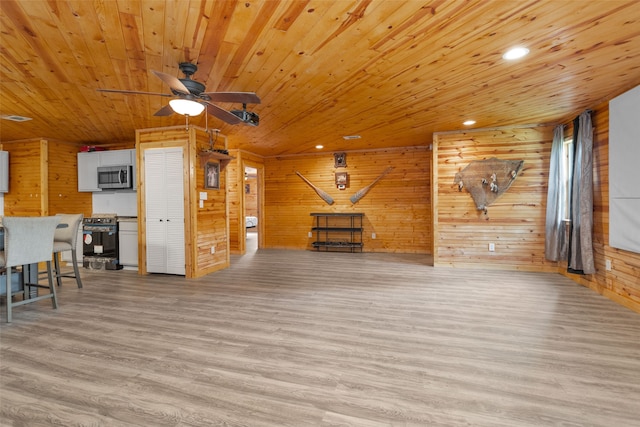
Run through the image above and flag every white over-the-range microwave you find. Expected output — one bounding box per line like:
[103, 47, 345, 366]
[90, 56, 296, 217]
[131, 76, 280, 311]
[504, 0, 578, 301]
[97, 165, 133, 190]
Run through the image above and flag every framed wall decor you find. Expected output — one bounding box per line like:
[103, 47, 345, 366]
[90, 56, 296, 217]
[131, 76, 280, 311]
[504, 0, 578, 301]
[334, 152, 347, 168]
[205, 162, 220, 189]
[335, 171, 348, 190]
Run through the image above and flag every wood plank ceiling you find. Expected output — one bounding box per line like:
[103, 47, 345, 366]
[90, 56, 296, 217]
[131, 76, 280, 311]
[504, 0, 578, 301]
[1, 1, 639, 156]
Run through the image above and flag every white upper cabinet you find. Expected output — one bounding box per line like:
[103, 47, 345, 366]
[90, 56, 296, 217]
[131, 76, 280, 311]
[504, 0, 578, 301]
[100, 149, 134, 166]
[0, 151, 9, 193]
[77, 149, 136, 192]
[77, 152, 101, 192]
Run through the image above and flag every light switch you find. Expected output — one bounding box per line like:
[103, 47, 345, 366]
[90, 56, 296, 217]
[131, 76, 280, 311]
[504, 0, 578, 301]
[199, 192, 208, 200]
[199, 199, 204, 208]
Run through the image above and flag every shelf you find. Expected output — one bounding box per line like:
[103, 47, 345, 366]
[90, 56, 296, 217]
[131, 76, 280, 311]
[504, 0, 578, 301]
[311, 212, 364, 217]
[312, 241, 363, 248]
[198, 150, 235, 170]
[310, 212, 363, 253]
[312, 227, 362, 232]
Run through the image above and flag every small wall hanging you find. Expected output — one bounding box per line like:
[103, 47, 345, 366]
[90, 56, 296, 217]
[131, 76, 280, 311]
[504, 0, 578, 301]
[335, 172, 348, 190]
[205, 162, 220, 189]
[334, 152, 347, 168]
[453, 157, 524, 214]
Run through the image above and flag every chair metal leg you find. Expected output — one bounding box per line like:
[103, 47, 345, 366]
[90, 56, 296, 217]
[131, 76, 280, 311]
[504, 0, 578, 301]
[53, 252, 63, 287]
[47, 260, 58, 309]
[71, 249, 83, 288]
[52, 250, 83, 288]
[22, 269, 30, 300]
[6, 268, 12, 323]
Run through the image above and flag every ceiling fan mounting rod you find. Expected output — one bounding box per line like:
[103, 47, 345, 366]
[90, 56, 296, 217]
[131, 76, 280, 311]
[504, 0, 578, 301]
[179, 62, 198, 78]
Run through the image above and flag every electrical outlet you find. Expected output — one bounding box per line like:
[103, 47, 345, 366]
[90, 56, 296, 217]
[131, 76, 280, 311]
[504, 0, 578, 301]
[308, 231, 312, 238]
[488, 243, 495, 252]
[605, 259, 612, 271]
[210, 246, 215, 254]
[372, 233, 376, 239]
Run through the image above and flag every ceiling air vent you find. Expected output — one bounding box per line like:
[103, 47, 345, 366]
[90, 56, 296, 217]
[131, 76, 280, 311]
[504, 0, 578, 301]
[1, 114, 32, 122]
[343, 135, 361, 140]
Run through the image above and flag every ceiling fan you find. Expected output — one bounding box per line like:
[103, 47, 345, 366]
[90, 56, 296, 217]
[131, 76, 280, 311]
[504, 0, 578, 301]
[97, 62, 261, 125]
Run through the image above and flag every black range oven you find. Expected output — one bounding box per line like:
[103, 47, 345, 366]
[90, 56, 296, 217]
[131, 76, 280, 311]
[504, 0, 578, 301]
[83, 216, 118, 258]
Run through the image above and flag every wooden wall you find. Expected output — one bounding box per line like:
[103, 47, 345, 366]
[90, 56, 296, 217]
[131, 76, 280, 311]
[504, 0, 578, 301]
[136, 126, 230, 279]
[194, 130, 230, 275]
[1, 138, 90, 217]
[226, 149, 243, 254]
[562, 102, 640, 312]
[226, 150, 242, 254]
[263, 147, 431, 253]
[432, 113, 639, 313]
[434, 126, 558, 272]
[47, 140, 92, 216]
[1, 139, 46, 216]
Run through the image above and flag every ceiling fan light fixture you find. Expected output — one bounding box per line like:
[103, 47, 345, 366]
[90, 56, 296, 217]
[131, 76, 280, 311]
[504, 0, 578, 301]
[169, 99, 205, 116]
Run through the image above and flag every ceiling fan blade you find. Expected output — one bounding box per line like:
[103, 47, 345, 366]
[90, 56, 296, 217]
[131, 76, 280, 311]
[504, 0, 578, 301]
[154, 104, 175, 117]
[205, 103, 243, 124]
[97, 88, 172, 97]
[202, 92, 261, 104]
[152, 70, 190, 95]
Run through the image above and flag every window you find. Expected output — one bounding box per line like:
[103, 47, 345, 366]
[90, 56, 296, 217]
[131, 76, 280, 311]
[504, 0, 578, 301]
[561, 137, 574, 220]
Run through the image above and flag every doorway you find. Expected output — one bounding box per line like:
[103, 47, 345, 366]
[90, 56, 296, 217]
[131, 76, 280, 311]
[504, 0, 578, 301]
[244, 165, 259, 253]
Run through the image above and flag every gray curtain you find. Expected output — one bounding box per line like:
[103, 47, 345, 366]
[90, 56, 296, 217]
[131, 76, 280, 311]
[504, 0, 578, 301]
[568, 111, 595, 274]
[545, 125, 568, 261]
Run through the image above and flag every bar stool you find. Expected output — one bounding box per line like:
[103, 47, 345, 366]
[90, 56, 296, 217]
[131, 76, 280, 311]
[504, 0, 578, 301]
[0, 216, 60, 323]
[52, 213, 84, 288]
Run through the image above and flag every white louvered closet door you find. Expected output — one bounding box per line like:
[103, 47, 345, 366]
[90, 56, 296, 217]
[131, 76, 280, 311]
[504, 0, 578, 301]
[144, 147, 185, 275]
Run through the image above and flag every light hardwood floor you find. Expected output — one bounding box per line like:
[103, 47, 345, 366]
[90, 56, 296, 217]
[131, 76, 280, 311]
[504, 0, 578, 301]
[1, 249, 640, 426]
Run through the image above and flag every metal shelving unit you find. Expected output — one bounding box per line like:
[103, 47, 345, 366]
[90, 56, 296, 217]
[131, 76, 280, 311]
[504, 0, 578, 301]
[310, 213, 363, 252]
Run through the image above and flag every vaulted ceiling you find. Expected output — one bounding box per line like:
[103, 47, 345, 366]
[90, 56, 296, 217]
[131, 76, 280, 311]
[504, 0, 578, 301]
[1, 1, 639, 156]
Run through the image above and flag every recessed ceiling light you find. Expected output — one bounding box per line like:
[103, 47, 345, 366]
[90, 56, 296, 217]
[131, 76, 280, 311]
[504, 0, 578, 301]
[502, 47, 529, 60]
[1, 114, 32, 122]
[463, 120, 476, 126]
[315, 145, 324, 149]
[343, 135, 361, 140]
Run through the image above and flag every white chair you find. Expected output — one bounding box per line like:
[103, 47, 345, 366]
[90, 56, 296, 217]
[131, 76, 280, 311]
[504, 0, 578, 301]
[52, 213, 84, 288]
[0, 216, 60, 323]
